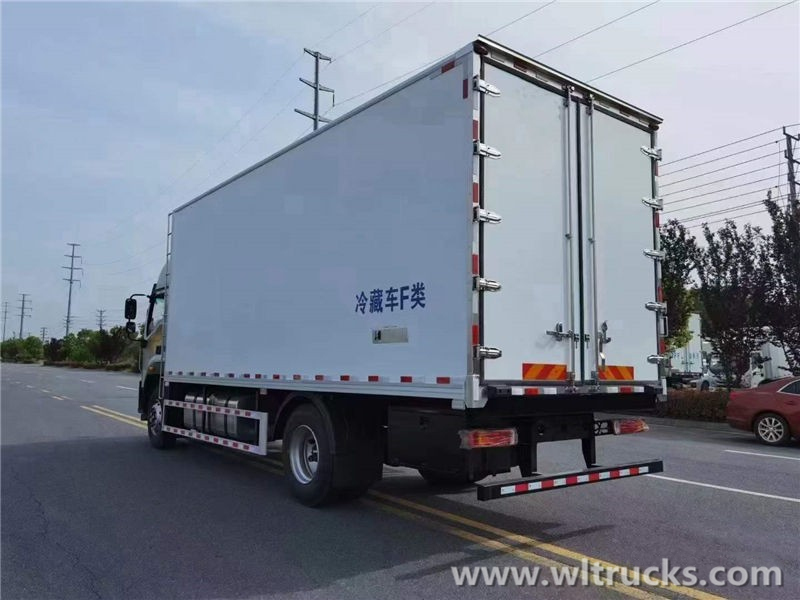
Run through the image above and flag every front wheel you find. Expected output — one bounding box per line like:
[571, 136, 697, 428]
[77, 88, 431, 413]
[282, 404, 336, 506]
[147, 388, 176, 450]
[754, 413, 790, 446]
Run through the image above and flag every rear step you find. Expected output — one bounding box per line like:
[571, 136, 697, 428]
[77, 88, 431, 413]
[476, 460, 663, 501]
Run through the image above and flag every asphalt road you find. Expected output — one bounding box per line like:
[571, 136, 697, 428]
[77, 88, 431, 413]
[2, 363, 798, 600]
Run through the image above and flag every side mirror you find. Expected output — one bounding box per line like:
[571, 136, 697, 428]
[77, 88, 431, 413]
[124, 297, 137, 320]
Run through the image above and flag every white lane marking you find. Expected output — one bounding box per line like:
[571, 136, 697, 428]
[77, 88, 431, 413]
[80, 379, 95, 384]
[61, 395, 73, 400]
[648, 474, 800, 504]
[116, 385, 138, 391]
[51, 396, 64, 401]
[26, 385, 34, 389]
[41, 389, 51, 393]
[725, 449, 800, 462]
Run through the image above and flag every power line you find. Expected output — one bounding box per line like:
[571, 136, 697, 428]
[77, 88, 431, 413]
[678, 199, 773, 223]
[686, 208, 769, 229]
[588, 1, 799, 82]
[662, 165, 781, 197]
[333, 2, 435, 63]
[663, 186, 786, 213]
[488, 0, 557, 36]
[662, 130, 790, 167]
[660, 151, 780, 186]
[663, 176, 779, 205]
[534, 1, 661, 58]
[660, 140, 783, 176]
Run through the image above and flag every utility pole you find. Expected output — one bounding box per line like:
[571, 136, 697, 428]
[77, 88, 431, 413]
[2, 301, 8, 341]
[63, 243, 82, 336]
[294, 48, 334, 131]
[96, 309, 106, 331]
[783, 126, 799, 213]
[40, 327, 48, 344]
[17, 293, 31, 339]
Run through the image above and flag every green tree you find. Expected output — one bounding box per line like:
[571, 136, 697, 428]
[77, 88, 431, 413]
[88, 326, 129, 363]
[696, 221, 768, 387]
[660, 220, 700, 351]
[19, 336, 43, 362]
[1, 338, 22, 361]
[762, 191, 800, 374]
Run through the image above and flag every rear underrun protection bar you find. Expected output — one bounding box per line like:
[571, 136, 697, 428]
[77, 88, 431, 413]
[476, 459, 663, 501]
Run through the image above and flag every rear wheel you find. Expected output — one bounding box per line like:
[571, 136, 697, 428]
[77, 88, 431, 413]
[754, 413, 790, 446]
[147, 387, 176, 449]
[283, 404, 337, 506]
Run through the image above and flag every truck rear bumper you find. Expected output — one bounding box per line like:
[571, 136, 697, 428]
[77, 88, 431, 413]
[476, 459, 663, 501]
[483, 383, 659, 416]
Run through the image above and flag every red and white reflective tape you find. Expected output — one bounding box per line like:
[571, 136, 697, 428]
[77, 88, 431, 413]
[164, 399, 267, 422]
[603, 386, 645, 393]
[167, 372, 459, 385]
[511, 387, 558, 396]
[500, 465, 650, 496]
[161, 425, 265, 456]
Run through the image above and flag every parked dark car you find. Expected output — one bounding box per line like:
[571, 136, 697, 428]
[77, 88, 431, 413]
[726, 377, 800, 445]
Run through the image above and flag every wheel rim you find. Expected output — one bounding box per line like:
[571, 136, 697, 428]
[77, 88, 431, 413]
[149, 400, 163, 436]
[757, 416, 784, 442]
[289, 425, 319, 485]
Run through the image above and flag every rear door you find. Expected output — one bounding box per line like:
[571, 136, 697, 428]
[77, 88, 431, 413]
[480, 59, 660, 386]
[580, 108, 660, 384]
[481, 64, 578, 383]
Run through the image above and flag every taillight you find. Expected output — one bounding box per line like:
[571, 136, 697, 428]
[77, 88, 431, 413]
[613, 419, 649, 435]
[459, 428, 518, 449]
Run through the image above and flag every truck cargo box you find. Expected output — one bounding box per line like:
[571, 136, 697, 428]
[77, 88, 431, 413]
[163, 37, 665, 409]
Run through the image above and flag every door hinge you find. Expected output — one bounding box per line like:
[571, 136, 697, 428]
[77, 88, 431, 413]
[640, 146, 663, 160]
[476, 346, 502, 359]
[474, 277, 502, 292]
[475, 207, 502, 223]
[474, 141, 502, 159]
[645, 301, 667, 313]
[641, 197, 663, 210]
[473, 76, 501, 97]
[647, 354, 667, 365]
[643, 249, 665, 260]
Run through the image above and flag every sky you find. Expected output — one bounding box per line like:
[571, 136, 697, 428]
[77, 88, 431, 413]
[2, 0, 799, 340]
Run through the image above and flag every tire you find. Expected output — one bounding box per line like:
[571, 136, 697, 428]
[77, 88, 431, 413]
[753, 413, 791, 446]
[700, 381, 710, 391]
[282, 404, 337, 506]
[146, 387, 176, 450]
[418, 468, 488, 487]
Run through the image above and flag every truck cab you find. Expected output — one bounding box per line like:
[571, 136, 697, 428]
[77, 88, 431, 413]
[133, 265, 166, 417]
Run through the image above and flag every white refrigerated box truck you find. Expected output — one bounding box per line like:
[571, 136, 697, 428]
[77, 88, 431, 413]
[125, 37, 665, 506]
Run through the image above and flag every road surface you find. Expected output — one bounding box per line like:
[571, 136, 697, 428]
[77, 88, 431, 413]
[2, 363, 798, 599]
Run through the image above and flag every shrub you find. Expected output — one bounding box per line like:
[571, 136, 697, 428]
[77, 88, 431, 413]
[656, 389, 729, 422]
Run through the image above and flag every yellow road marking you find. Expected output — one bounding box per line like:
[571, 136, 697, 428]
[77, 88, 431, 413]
[81, 405, 147, 429]
[80, 424, 719, 599]
[364, 499, 665, 600]
[91, 405, 142, 422]
[368, 491, 724, 600]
